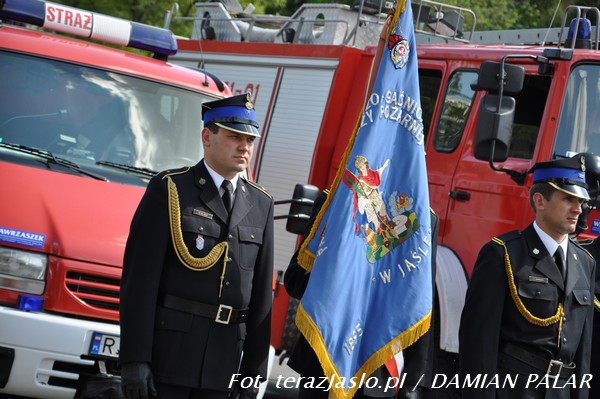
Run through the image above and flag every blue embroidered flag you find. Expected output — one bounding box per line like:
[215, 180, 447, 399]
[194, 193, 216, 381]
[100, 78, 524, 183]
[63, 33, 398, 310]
[296, 1, 432, 397]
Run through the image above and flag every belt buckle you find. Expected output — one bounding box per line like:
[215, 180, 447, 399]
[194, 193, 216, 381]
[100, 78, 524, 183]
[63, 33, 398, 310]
[546, 359, 563, 379]
[216, 304, 233, 324]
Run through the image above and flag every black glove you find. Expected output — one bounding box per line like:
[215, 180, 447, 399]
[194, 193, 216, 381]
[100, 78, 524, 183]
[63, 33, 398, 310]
[120, 362, 157, 399]
[230, 384, 259, 399]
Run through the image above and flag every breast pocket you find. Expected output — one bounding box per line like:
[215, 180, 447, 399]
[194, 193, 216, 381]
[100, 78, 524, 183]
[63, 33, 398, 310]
[181, 214, 222, 257]
[572, 289, 592, 307]
[517, 282, 559, 318]
[237, 225, 264, 270]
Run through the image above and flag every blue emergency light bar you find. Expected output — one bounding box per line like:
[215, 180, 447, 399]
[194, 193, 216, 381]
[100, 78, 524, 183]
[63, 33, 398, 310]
[0, 0, 178, 59]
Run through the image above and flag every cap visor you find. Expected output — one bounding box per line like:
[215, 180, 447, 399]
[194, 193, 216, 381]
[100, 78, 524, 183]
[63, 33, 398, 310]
[549, 182, 590, 200]
[215, 122, 260, 137]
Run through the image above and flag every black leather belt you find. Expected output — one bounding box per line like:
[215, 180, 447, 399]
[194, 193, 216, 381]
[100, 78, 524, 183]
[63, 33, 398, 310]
[501, 342, 576, 379]
[160, 294, 248, 325]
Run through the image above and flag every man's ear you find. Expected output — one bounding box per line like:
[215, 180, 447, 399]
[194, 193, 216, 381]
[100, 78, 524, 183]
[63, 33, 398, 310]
[532, 191, 546, 211]
[201, 127, 212, 146]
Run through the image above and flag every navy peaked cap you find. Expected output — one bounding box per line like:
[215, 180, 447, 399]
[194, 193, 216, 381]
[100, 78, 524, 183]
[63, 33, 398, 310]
[529, 155, 590, 200]
[202, 93, 260, 137]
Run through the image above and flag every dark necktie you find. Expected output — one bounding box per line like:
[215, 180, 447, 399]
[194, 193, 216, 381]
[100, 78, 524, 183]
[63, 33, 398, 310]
[554, 246, 565, 280]
[221, 179, 233, 214]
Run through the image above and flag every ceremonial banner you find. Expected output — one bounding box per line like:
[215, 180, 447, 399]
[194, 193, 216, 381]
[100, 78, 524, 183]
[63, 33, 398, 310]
[296, 1, 432, 397]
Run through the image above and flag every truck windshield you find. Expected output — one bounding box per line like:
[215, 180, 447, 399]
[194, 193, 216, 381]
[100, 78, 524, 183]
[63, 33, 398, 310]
[555, 63, 600, 158]
[0, 51, 210, 176]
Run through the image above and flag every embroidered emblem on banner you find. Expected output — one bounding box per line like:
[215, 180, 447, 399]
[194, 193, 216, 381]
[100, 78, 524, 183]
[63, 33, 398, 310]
[342, 155, 419, 263]
[388, 34, 409, 69]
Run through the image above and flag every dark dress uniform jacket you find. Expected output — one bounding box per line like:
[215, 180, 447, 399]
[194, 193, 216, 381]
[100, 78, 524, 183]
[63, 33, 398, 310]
[575, 238, 600, 398]
[459, 224, 595, 399]
[119, 161, 274, 391]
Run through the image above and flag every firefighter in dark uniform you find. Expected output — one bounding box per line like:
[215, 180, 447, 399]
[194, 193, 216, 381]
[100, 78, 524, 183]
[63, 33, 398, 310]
[576, 237, 600, 398]
[119, 93, 274, 399]
[459, 156, 596, 399]
[572, 153, 600, 398]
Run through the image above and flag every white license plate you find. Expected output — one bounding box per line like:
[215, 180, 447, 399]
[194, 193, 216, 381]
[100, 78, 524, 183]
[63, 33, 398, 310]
[88, 331, 120, 359]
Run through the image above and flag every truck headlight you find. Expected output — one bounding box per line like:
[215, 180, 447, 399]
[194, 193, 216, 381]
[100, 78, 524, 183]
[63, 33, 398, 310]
[0, 247, 48, 295]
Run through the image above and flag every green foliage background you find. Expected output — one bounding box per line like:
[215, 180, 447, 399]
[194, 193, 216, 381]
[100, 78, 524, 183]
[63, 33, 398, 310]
[57, 0, 600, 36]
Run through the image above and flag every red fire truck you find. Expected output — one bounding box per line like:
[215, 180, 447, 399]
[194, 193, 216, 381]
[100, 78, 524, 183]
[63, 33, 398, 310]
[0, 1, 280, 398]
[167, 0, 600, 383]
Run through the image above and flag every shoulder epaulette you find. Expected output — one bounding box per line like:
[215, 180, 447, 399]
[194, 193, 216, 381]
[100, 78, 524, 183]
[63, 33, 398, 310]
[323, 188, 330, 196]
[570, 238, 594, 259]
[242, 177, 273, 199]
[160, 166, 191, 180]
[575, 238, 594, 246]
[493, 230, 522, 245]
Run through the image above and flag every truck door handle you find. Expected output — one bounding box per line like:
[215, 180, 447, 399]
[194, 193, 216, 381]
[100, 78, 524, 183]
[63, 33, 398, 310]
[449, 190, 471, 201]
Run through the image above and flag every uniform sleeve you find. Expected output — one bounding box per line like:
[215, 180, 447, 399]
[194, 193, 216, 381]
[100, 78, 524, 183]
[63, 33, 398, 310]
[239, 197, 274, 380]
[459, 241, 507, 399]
[572, 256, 595, 399]
[119, 175, 170, 365]
[283, 191, 328, 299]
[402, 210, 439, 389]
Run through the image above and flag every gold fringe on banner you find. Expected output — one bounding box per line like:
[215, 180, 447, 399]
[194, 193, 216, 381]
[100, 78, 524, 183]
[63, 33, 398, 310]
[296, 303, 431, 399]
[296, 0, 406, 271]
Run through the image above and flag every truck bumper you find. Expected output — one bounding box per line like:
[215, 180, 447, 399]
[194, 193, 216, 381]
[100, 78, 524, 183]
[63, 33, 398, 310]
[0, 305, 119, 399]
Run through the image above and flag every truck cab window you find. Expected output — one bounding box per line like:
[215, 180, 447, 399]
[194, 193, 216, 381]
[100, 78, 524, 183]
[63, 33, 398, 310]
[418, 68, 443, 144]
[433, 70, 478, 153]
[0, 51, 208, 177]
[508, 75, 550, 160]
[556, 63, 600, 158]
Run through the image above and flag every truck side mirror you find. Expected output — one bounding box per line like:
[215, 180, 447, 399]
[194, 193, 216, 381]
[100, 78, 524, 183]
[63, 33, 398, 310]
[274, 184, 320, 235]
[473, 60, 523, 164]
[474, 94, 516, 162]
[476, 61, 525, 94]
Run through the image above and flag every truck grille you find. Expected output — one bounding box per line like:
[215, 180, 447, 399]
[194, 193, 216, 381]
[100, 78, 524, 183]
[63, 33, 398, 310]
[66, 272, 120, 311]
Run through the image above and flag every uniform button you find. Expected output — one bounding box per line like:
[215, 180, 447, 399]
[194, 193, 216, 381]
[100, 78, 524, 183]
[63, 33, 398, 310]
[250, 234, 255, 239]
[225, 281, 230, 287]
[227, 257, 232, 262]
[228, 234, 233, 239]
[199, 227, 204, 232]
[562, 337, 567, 343]
[535, 290, 541, 297]
[584, 296, 588, 301]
